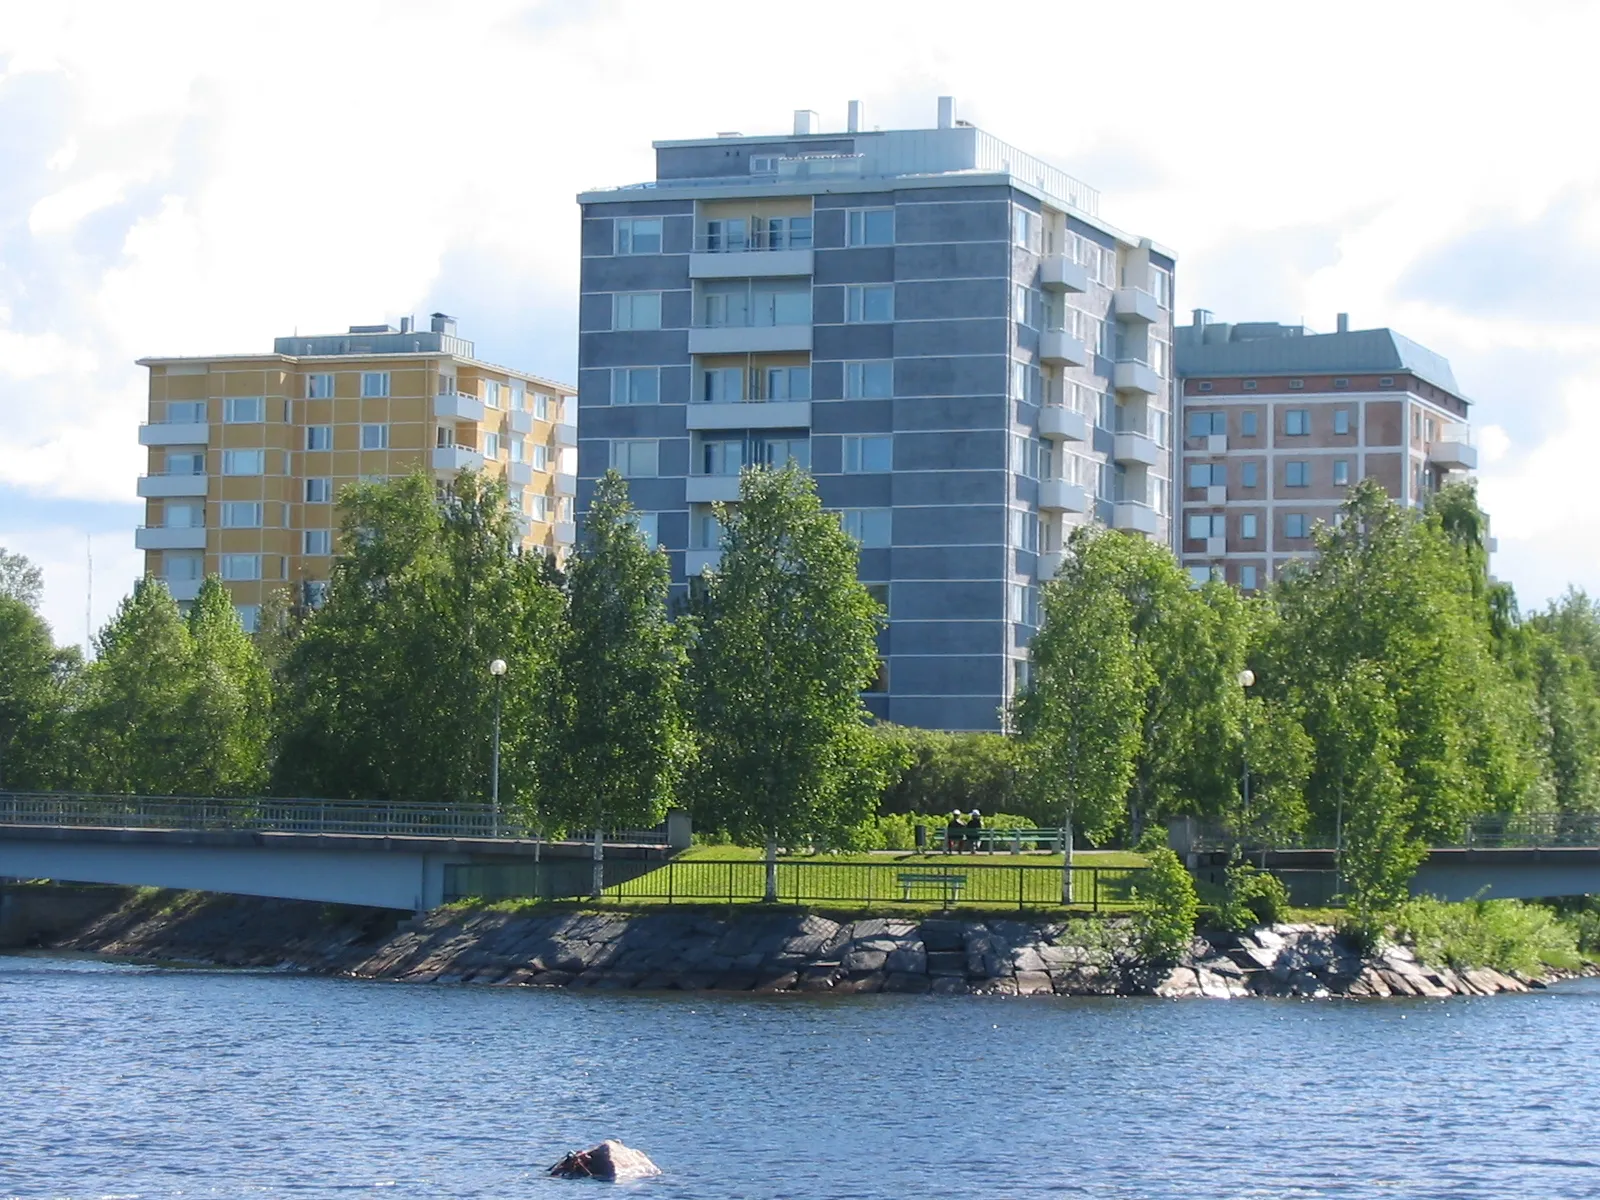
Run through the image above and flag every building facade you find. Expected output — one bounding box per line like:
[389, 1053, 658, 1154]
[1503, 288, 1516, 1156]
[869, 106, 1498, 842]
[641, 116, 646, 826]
[1174, 312, 1476, 589]
[576, 98, 1177, 732]
[136, 314, 577, 630]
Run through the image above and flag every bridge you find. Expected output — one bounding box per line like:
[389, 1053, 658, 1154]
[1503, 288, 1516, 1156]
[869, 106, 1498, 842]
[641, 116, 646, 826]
[0, 793, 687, 911]
[1174, 814, 1600, 904]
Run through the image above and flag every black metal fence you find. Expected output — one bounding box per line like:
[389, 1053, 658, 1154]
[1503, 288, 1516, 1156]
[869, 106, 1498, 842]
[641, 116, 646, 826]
[444, 857, 1149, 911]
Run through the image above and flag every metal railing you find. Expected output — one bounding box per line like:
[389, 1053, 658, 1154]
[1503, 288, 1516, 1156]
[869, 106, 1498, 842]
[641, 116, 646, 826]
[1189, 812, 1600, 853]
[0, 792, 667, 844]
[693, 231, 813, 253]
[444, 858, 1148, 911]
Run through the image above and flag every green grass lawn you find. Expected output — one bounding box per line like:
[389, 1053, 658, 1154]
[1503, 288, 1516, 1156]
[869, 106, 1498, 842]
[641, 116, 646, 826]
[679, 844, 1148, 868]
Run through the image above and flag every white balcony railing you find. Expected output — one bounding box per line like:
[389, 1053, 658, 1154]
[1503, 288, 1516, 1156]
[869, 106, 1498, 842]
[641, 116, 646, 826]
[1113, 287, 1160, 324]
[435, 391, 485, 422]
[135, 526, 207, 551]
[137, 473, 208, 498]
[138, 421, 210, 446]
[1428, 423, 1477, 470]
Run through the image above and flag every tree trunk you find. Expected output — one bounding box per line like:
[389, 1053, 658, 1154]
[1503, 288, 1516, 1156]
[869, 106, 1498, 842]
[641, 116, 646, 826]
[764, 832, 778, 903]
[1059, 813, 1075, 906]
[590, 826, 604, 900]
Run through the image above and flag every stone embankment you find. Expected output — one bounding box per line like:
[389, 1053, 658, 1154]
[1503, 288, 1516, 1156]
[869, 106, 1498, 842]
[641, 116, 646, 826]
[14, 886, 1585, 998]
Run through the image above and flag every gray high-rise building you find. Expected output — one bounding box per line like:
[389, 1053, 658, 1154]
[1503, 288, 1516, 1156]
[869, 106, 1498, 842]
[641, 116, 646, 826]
[575, 98, 1177, 731]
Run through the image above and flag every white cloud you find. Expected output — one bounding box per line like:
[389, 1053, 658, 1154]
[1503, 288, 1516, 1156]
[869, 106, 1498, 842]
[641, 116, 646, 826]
[28, 170, 130, 235]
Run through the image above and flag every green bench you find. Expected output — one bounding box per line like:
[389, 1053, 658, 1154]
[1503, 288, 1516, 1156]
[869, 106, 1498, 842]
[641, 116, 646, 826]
[937, 828, 1064, 853]
[897, 871, 968, 904]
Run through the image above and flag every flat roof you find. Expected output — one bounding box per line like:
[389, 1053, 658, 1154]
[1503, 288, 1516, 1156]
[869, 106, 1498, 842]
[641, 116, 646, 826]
[1175, 327, 1464, 403]
[135, 351, 575, 394]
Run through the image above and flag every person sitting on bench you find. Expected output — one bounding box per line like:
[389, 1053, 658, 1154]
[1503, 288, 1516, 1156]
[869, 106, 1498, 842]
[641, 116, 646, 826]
[945, 809, 966, 853]
[965, 808, 984, 853]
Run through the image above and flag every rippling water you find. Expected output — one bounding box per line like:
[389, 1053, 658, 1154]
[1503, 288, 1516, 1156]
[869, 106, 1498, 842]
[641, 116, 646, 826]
[3, 954, 1599, 1199]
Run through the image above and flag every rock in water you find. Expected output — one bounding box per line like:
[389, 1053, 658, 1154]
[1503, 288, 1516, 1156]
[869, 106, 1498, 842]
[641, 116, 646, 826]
[548, 1139, 662, 1182]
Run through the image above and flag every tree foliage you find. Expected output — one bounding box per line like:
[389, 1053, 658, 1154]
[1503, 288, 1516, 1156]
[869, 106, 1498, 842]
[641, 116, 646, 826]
[0, 547, 44, 611]
[0, 595, 76, 788]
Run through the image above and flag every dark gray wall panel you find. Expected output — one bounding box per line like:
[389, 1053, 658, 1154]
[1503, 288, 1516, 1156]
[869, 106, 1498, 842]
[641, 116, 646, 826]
[579, 405, 687, 439]
[893, 395, 1008, 431]
[813, 324, 894, 361]
[894, 319, 1008, 357]
[895, 241, 1011, 281]
[891, 469, 1006, 507]
[582, 257, 691, 292]
[890, 545, 1007, 581]
[811, 286, 844, 325]
[896, 279, 1007, 321]
[893, 430, 1003, 472]
[578, 331, 689, 367]
[891, 654, 1002, 696]
[893, 355, 1006, 398]
[888, 695, 1003, 733]
[815, 190, 895, 208]
[815, 474, 892, 508]
[582, 198, 694, 218]
[894, 505, 1005, 547]
[810, 398, 893, 434]
[895, 200, 1008, 244]
[890, 619, 1006, 656]
[894, 580, 1004, 620]
[579, 293, 613, 333]
[815, 247, 895, 284]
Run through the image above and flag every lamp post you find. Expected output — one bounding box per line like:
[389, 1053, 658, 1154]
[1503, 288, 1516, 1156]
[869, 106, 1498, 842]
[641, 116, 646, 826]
[1238, 668, 1255, 856]
[489, 657, 507, 837]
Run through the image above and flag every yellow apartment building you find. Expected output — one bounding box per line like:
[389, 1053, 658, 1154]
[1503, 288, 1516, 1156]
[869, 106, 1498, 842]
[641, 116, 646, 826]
[136, 313, 577, 630]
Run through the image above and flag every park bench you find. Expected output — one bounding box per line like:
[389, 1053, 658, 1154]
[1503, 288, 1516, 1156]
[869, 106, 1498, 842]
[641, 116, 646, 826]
[897, 871, 968, 905]
[937, 828, 1064, 853]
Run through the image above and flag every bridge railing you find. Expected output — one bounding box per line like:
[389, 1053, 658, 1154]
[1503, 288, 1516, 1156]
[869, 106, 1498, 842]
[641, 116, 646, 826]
[0, 792, 668, 844]
[1188, 811, 1600, 853]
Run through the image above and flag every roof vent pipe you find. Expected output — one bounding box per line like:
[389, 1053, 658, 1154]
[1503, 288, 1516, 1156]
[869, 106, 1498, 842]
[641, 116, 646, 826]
[937, 95, 956, 129]
[793, 109, 818, 135]
[1336, 312, 1350, 333]
[1193, 308, 1212, 329]
[847, 100, 862, 133]
[399, 316, 412, 334]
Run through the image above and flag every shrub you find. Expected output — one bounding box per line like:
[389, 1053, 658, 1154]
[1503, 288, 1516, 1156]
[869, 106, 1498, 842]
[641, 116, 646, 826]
[1566, 899, 1600, 956]
[1133, 846, 1198, 963]
[873, 725, 1027, 818]
[1393, 896, 1581, 976]
[1218, 863, 1290, 931]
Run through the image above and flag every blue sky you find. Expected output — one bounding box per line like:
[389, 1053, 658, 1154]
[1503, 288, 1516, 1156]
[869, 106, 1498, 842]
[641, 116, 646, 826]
[4, 0, 1599, 647]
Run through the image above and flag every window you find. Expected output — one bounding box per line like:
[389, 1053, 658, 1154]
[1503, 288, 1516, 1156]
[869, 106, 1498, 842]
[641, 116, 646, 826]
[1240, 565, 1259, 590]
[1198, 381, 1214, 392]
[1288, 379, 1305, 390]
[758, 215, 811, 250]
[511, 383, 526, 411]
[530, 494, 549, 522]
[1187, 410, 1226, 438]
[1240, 411, 1259, 437]
[1241, 462, 1259, 489]
[1188, 566, 1213, 586]
[845, 360, 893, 398]
[839, 508, 892, 548]
[1285, 513, 1309, 538]
[842, 434, 893, 473]
[1013, 284, 1039, 329]
[753, 435, 809, 469]
[1187, 463, 1225, 488]
[846, 207, 894, 246]
[224, 397, 263, 423]
[164, 553, 202, 582]
[234, 605, 260, 633]
[484, 381, 502, 409]
[166, 451, 204, 476]
[221, 554, 261, 581]
[361, 424, 389, 450]
[361, 372, 390, 398]
[165, 501, 203, 529]
[616, 217, 663, 255]
[306, 373, 334, 399]
[845, 284, 893, 323]
[1013, 206, 1038, 251]
[1009, 583, 1040, 627]
[693, 510, 725, 548]
[1187, 514, 1224, 540]
[1334, 378, 1349, 389]
[532, 443, 549, 471]
[610, 439, 660, 477]
[1009, 509, 1041, 554]
[222, 449, 264, 476]
[1334, 408, 1351, 435]
[703, 218, 747, 252]
[306, 478, 332, 503]
[1285, 409, 1310, 436]
[1240, 514, 1259, 540]
[1379, 376, 1395, 388]
[701, 279, 809, 326]
[1243, 380, 1258, 390]
[1333, 459, 1351, 486]
[749, 156, 777, 175]
[303, 529, 332, 556]
[534, 393, 552, 420]
[165, 401, 205, 423]
[757, 365, 810, 400]
[702, 367, 744, 403]
[303, 582, 329, 609]
[614, 291, 663, 330]
[509, 436, 525, 464]
[221, 502, 262, 528]
[612, 367, 660, 405]
[1285, 461, 1310, 487]
[483, 432, 500, 459]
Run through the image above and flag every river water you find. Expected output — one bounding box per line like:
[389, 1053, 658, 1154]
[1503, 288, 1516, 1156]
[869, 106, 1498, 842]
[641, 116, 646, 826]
[2, 955, 1598, 1199]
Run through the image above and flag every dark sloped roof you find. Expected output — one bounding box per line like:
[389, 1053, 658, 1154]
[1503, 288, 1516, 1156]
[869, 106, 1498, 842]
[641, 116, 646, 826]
[1176, 328, 1462, 399]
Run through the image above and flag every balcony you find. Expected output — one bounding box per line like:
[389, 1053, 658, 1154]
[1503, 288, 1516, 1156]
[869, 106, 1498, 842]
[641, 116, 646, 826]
[1039, 329, 1088, 367]
[1113, 430, 1162, 466]
[137, 473, 208, 498]
[1113, 287, 1160, 324]
[685, 548, 724, 575]
[1113, 359, 1162, 397]
[138, 421, 209, 446]
[435, 391, 485, 422]
[1206, 434, 1228, 453]
[687, 400, 811, 431]
[507, 462, 533, 486]
[554, 422, 578, 448]
[554, 520, 576, 544]
[686, 475, 742, 503]
[1205, 484, 1227, 504]
[514, 512, 532, 540]
[1039, 404, 1088, 442]
[1205, 536, 1227, 557]
[1039, 255, 1089, 293]
[1036, 550, 1064, 581]
[509, 409, 534, 435]
[1037, 480, 1089, 513]
[1112, 502, 1159, 535]
[1429, 425, 1477, 470]
[690, 248, 813, 279]
[688, 324, 813, 355]
[163, 577, 203, 602]
[432, 445, 485, 472]
[135, 526, 207, 551]
[555, 472, 577, 496]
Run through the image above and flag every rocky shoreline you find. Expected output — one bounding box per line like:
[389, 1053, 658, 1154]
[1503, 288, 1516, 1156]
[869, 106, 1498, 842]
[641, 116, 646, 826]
[7, 885, 1592, 998]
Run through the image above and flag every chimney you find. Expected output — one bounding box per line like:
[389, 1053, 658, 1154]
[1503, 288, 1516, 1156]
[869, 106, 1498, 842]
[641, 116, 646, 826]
[937, 95, 956, 129]
[430, 312, 456, 336]
[399, 315, 412, 334]
[1193, 308, 1212, 329]
[1336, 312, 1349, 334]
[793, 109, 818, 136]
[847, 100, 863, 133]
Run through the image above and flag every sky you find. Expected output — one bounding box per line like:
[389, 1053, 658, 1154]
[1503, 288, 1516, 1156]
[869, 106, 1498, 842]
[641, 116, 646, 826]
[3, 0, 1599, 649]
